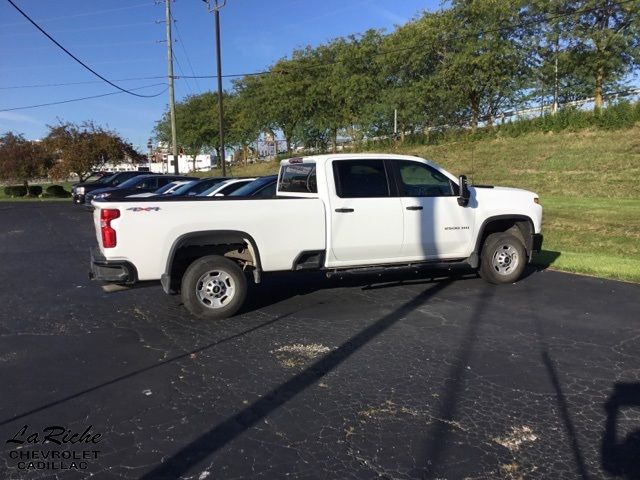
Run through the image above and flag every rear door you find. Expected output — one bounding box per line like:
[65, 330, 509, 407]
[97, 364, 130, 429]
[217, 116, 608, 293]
[328, 159, 403, 262]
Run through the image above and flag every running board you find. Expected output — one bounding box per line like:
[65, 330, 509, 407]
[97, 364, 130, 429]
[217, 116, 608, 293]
[325, 259, 472, 278]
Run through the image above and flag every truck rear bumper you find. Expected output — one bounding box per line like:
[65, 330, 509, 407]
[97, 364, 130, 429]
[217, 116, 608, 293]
[89, 248, 137, 284]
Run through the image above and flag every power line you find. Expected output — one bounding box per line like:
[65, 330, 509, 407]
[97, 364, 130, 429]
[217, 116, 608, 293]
[173, 51, 194, 95]
[4, 0, 163, 98]
[173, 20, 202, 92]
[0, 72, 269, 90]
[0, 83, 168, 112]
[0, 2, 156, 28]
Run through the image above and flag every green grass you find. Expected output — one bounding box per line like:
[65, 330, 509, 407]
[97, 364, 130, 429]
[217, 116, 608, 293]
[532, 196, 640, 282]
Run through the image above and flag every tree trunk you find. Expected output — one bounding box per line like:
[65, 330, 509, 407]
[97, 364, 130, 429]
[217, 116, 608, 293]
[331, 128, 338, 153]
[400, 122, 406, 143]
[285, 137, 291, 153]
[215, 147, 221, 169]
[594, 66, 604, 110]
[470, 93, 480, 133]
[23, 179, 29, 196]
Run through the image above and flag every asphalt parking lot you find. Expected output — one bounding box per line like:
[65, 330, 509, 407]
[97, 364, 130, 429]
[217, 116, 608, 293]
[0, 202, 639, 480]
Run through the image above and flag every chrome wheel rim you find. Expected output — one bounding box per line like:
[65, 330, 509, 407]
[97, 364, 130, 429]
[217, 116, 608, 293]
[195, 270, 236, 309]
[492, 244, 519, 276]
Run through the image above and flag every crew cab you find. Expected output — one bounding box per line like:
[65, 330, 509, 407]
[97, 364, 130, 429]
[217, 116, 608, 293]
[89, 154, 543, 320]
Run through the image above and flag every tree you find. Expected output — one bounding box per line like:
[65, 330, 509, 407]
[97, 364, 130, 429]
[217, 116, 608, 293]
[226, 89, 262, 164]
[0, 132, 52, 192]
[436, 0, 532, 130]
[567, 0, 640, 109]
[155, 92, 239, 169]
[44, 121, 142, 181]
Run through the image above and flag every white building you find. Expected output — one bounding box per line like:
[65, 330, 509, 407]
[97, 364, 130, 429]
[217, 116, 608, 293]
[149, 154, 214, 174]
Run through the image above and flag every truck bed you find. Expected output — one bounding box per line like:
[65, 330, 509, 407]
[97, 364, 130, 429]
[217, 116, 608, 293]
[92, 196, 326, 280]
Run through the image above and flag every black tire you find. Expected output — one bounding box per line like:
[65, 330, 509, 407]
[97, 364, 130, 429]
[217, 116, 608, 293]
[479, 232, 527, 284]
[181, 255, 247, 320]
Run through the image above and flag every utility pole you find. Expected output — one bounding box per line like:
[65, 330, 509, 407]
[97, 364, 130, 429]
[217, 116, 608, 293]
[165, 0, 179, 174]
[204, 0, 227, 177]
[552, 45, 559, 115]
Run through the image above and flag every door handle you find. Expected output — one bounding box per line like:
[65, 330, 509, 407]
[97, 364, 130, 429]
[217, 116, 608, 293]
[335, 208, 354, 213]
[406, 206, 423, 211]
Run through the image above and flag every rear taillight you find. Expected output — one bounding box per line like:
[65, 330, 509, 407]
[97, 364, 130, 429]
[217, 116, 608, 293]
[100, 209, 120, 248]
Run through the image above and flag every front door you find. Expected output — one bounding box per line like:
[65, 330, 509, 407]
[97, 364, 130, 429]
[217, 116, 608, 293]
[329, 159, 403, 263]
[392, 160, 475, 259]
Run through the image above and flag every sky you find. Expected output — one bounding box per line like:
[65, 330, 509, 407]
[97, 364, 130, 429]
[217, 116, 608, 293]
[0, 0, 440, 150]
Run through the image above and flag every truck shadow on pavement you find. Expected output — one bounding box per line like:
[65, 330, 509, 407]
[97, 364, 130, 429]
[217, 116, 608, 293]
[138, 279, 454, 479]
[242, 267, 478, 314]
[601, 383, 640, 480]
[0, 272, 464, 431]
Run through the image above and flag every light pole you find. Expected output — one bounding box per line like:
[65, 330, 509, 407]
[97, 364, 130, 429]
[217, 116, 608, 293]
[147, 139, 153, 170]
[203, 0, 227, 177]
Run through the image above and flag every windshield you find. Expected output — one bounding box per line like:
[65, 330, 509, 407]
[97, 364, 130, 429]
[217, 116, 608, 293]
[99, 174, 119, 185]
[170, 180, 198, 196]
[172, 178, 225, 196]
[85, 173, 108, 183]
[118, 175, 148, 188]
[230, 176, 276, 197]
[154, 182, 179, 194]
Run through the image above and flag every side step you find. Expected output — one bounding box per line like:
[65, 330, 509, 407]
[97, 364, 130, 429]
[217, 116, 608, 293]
[325, 259, 474, 278]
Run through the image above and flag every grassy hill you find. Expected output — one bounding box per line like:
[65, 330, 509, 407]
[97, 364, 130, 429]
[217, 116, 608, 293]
[225, 126, 640, 282]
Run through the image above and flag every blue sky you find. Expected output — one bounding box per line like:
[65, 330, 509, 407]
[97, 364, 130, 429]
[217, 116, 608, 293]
[0, 0, 440, 149]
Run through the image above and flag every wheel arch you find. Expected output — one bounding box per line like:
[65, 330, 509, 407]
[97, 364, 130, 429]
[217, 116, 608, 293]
[474, 215, 535, 258]
[161, 230, 262, 293]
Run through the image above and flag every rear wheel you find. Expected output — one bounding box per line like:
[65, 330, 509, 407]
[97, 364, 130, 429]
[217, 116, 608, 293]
[479, 232, 526, 284]
[181, 255, 247, 320]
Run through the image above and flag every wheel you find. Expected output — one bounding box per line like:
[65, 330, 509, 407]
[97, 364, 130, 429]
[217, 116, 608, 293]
[181, 255, 247, 320]
[479, 232, 526, 284]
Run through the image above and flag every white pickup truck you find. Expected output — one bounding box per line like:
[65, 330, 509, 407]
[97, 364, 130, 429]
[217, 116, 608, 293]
[90, 153, 543, 319]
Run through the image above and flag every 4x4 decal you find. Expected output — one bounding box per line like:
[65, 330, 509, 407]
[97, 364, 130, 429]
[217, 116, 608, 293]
[126, 207, 160, 212]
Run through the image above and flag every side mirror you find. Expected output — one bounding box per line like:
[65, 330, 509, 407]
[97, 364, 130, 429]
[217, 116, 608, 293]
[457, 175, 470, 207]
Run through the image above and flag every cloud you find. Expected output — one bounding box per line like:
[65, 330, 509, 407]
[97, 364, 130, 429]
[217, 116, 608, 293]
[371, 5, 408, 26]
[0, 111, 42, 126]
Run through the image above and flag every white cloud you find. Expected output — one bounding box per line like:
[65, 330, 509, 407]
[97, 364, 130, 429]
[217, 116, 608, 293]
[371, 5, 408, 26]
[0, 111, 43, 126]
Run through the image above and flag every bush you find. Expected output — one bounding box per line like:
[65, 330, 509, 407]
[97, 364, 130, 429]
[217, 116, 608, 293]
[596, 101, 636, 130]
[3, 185, 28, 197]
[27, 185, 42, 196]
[43, 185, 71, 198]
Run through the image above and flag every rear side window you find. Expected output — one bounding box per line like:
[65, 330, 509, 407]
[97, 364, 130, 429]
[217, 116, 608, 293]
[279, 164, 317, 193]
[333, 160, 390, 198]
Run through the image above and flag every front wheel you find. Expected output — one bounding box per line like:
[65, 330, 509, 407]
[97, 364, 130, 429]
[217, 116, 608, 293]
[181, 255, 247, 320]
[479, 232, 526, 284]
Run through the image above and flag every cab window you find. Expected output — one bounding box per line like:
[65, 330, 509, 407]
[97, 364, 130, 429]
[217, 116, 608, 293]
[394, 161, 454, 197]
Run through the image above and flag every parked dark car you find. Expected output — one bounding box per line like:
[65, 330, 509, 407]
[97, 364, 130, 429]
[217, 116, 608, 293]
[84, 174, 192, 206]
[169, 177, 230, 197]
[228, 175, 278, 198]
[72, 171, 150, 204]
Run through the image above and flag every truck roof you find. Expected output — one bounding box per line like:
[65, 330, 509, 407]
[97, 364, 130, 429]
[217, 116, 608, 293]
[280, 153, 438, 167]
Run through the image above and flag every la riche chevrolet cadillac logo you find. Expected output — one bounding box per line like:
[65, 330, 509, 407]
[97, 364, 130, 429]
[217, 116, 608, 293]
[126, 207, 160, 212]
